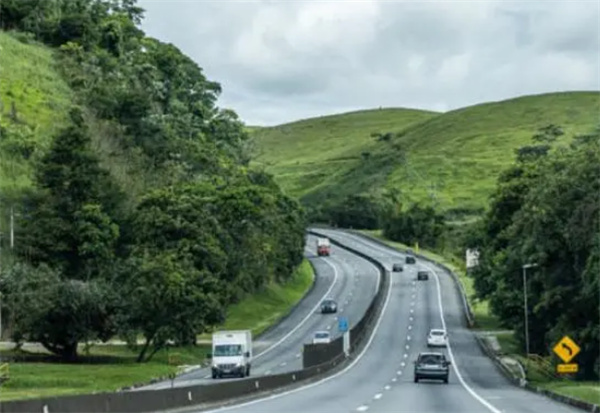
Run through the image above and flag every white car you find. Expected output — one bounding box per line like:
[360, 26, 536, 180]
[427, 329, 448, 347]
[312, 331, 331, 344]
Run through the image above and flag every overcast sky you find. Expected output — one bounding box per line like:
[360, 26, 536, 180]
[139, 0, 599, 126]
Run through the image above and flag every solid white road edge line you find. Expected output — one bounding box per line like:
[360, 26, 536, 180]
[428, 262, 502, 413]
[340, 231, 503, 413]
[201, 257, 390, 413]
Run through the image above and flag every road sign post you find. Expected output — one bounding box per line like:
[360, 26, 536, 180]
[339, 317, 350, 357]
[343, 332, 350, 357]
[553, 335, 581, 375]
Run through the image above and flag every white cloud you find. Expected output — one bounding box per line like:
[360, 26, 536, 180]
[139, 0, 600, 125]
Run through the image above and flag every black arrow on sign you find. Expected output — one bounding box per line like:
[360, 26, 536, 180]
[561, 342, 573, 356]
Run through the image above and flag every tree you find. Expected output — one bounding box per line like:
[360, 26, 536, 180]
[382, 203, 445, 249]
[469, 125, 600, 379]
[9, 110, 123, 359]
[117, 252, 223, 362]
[0, 263, 118, 360]
[17, 108, 123, 279]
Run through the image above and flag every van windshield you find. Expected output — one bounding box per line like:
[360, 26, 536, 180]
[214, 344, 242, 356]
[315, 332, 329, 339]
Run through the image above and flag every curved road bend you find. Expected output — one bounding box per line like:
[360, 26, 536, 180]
[190, 229, 581, 413]
[139, 234, 379, 390]
[322, 229, 582, 413]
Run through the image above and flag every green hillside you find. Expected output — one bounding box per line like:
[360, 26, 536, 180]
[252, 91, 600, 216]
[0, 32, 73, 197]
[251, 108, 438, 199]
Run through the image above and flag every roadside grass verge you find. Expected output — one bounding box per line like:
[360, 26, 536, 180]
[495, 333, 600, 406]
[0, 345, 209, 401]
[358, 229, 501, 330]
[0, 259, 314, 401]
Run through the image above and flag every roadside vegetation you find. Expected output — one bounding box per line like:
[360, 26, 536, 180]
[0, 259, 313, 401]
[0, 0, 313, 398]
[0, 344, 208, 401]
[357, 124, 599, 398]
[495, 333, 600, 406]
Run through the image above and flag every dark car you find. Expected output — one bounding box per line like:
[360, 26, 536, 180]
[405, 255, 416, 264]
[392, 263, 404, 272]
[417, 271, 429, 281]
[414, 352, 451, 383]
[320, 299, 337, 314]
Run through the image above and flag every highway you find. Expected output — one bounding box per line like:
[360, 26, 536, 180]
[139, 233, 379, 390]
[191, 228, 581, 413]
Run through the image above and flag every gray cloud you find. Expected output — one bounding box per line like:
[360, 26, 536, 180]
[139, 0, 600, 125]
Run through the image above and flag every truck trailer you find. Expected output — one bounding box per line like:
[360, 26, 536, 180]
[211, 330, 252, 379]
[316, 237, 331, 256]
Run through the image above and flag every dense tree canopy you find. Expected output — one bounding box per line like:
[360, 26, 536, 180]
[0, 0, 306, 361]
[469, 126, 600, 379]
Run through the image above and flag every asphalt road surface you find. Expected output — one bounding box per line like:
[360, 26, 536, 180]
[139, 233, 379, 390]
[191, 228, 581, 413]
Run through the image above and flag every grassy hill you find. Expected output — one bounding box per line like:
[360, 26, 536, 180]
[0, 31, 73, 198]
[251, 108, 438, 200]
[252, 91, 600, 216]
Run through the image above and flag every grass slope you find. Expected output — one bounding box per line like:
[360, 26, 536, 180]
[0, 259, 314, 401]
[385, 91, 600, 214]
[253, 92, 600, 215]
[251, 108, 437, 200]
[0, 31, 73, 196]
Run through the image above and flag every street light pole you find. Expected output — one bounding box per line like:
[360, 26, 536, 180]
[522, 263, 538, 357]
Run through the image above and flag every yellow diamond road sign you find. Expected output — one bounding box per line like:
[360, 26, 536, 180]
[553, 335, 581, 363]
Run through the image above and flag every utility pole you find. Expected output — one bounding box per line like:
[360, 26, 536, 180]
[10, 206, 14, 249]
[522, 263, 538, 357]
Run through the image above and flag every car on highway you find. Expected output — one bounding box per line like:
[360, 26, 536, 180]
[405, 255, 416, 264]
[406, 248, 414, 255]
[414, 352, 451, 384]
[312, 331, 331, 344]
[427, 329, 448, 347]
[417, 270, 429, 280]
[392, 263, 404, 272]
[320, 299, 338, 314]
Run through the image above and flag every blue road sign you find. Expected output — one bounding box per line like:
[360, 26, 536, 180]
[338, 317, 349, 333]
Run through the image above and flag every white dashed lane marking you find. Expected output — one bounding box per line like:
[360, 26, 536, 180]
[374, 393, 382, 400]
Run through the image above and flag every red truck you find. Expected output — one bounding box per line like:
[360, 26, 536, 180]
[316, 238, 331, 256]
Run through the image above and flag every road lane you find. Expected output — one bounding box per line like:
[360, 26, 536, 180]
[178, 229, 581, 413]
[249, 246, 379, 377]
[139, 234, 378, 390]
[194, 235, 411, 413]
[334, 230, 581, 413]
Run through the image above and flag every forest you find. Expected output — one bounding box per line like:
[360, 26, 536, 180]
[0, 0, 306, 362]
